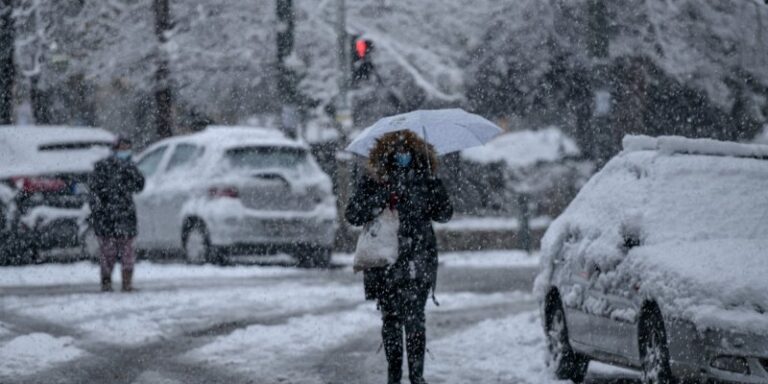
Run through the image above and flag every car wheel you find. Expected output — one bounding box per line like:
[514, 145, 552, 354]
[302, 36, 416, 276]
[545, 298, 589, 383]
[295, 245, 332, 269]
[183, 223, 210, 265]
[80, 226, 100, 262]
[640, 307, 676, 384]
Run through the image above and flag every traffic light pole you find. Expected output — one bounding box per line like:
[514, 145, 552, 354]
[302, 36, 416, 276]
[335, 0, 352, 136]
[335, 0, 355, 251]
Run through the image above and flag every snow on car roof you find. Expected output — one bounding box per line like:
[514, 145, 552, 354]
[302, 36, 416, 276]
[0, 125, 116, 179]
[544, 135, 768, 260]
[623, 134, 768, 159]
[153, 126, 307, 151]
[0, 125, 116, 147]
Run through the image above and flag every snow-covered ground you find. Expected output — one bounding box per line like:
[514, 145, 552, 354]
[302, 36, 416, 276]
[0, 333, 85, 378]
[0, 252, 632, 383]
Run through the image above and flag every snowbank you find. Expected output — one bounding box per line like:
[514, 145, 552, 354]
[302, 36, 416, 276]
[433, 216, 551, 232]
[461, 127, 580, 169]
[536, 135, 768, 335]
[439, 250, 540, 269]
[334, 250, 541, 270]
[0, 333, 85, 378]
[0, 261, 302, 288]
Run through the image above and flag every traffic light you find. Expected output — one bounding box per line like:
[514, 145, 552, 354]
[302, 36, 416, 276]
[351, 36, 374, 83]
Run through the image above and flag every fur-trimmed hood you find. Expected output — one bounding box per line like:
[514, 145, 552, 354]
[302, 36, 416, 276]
[368, 130, 438, 181]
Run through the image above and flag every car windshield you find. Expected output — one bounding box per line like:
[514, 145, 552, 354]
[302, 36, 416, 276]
[224, 146, 307, 170]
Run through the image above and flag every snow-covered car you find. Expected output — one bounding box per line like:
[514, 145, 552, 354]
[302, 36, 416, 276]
[535, 135, 768, 384]
[133, 126, 337, 267]
[0, 125, 115, 264]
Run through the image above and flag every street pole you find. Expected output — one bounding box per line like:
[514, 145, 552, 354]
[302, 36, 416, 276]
[0, 0, 14, 124]
[335, 0, 352, 137]
[335, 0, 354, 250]
[276, 0, 299, 139]
[153, 0, 173, 139]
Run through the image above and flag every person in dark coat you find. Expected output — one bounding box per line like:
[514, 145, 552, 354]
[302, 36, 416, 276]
[89, 137, 145, 292]
[346, 130, 453, 384]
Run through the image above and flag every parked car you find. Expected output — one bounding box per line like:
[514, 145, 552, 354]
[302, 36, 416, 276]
[536, 135, 768, 383]
[132, 126, 337, 267]
[0, 125, 115, 264]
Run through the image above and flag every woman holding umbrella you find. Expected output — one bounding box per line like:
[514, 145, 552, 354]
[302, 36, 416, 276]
[346, 130, 452, 384]
[345, 109, 500, 383]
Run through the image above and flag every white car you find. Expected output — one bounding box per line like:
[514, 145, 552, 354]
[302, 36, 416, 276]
[536, 135, 768, 383]
[133, 126, 338, 267]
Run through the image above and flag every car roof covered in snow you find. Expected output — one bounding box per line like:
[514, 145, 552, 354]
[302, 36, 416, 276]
[0, 125, 116, 179]
[537, 135, 768, 334]
[146, 126, 307, 153]
[544, 135, 768, 257]
[623, 134, 768, 159]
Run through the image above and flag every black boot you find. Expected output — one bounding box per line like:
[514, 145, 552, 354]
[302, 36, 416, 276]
[406, 326, 427, 384]
[100, 275, 112, 292]
[121, 269, 134, 292]
[382, 314, 403, 384]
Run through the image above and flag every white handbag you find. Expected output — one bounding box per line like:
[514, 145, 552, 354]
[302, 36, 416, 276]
[353, 209, 399, 272]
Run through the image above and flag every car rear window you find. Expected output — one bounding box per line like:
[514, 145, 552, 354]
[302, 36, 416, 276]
[224, 146, 307, 170]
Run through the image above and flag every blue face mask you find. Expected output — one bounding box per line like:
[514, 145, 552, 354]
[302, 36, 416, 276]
[115, 150, 132, 160]
[394, 152, 412, 168]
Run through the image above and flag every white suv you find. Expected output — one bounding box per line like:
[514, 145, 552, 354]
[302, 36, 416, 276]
[133, 126, 337, 267]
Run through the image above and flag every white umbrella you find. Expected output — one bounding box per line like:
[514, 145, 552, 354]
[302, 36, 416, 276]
[345, 108, 502, 157]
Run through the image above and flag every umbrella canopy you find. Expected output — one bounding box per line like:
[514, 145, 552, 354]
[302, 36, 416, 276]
[345, 108, 502, 157]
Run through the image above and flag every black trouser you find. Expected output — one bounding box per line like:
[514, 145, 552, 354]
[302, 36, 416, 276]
[379, 279, 429, 384]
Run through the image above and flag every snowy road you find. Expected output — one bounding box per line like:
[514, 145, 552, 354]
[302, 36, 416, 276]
[0, 251, 637, 384]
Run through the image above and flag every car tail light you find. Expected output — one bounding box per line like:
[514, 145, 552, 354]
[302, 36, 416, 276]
[11, 176, 67, 193]
[209, 186, 239, 199]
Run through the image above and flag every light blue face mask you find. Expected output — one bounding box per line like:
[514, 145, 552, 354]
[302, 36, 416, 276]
[394, 152, 412, 168]
[115, 150, 132, 160]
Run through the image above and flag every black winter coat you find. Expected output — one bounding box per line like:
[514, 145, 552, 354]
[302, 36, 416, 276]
[345, 172, 453, 301]
[89, 156, 145, 238]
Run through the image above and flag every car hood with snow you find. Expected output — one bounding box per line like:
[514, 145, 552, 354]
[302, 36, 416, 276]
[536, 135, 768, 335]
[622, 239, 768, 335]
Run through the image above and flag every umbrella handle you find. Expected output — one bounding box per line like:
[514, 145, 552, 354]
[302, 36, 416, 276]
[423, 125, 433, 178]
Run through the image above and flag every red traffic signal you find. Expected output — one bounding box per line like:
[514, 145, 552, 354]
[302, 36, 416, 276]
[355, 39, 372, 60]
[353, 37, 373, 60]
[350, 36, 375, 83]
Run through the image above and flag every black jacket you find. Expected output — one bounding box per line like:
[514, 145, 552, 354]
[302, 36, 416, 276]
[89, 156, 145, 238]
[346, 172, 453, 300]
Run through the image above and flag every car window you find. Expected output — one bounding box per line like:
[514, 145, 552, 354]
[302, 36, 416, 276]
[166, 143, 202, 172]
[224, 146, 307, 170]
[136, 146, 168, 177]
